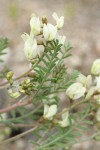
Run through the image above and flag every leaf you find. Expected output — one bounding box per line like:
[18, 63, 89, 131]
[0, 37, 8, 62]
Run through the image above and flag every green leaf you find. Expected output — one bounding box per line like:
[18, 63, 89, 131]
[0, 37, 8, 62]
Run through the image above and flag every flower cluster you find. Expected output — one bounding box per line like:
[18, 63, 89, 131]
[6, 11, 100, 130]
[7, 12, 65, 99]
[43, 104, 70, 128]
[66, 59, 100, 121]
[43, 59, 100, 127]
[21, 12, 65, 61]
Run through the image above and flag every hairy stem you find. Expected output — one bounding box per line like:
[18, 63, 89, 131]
[0, 99, 31, 114]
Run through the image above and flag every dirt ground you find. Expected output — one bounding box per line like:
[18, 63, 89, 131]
[0, 0, 100, 149]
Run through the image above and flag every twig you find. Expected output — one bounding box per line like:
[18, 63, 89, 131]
[0, 99, 31, 114]
[0, 124, 39, 145]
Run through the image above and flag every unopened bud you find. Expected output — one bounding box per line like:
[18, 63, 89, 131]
[6, 71, 13, 85]
[8, 89, 21, 98]
[42, 16, 47, 24]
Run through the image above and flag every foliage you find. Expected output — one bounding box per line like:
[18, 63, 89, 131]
[0, 38, 8, 62]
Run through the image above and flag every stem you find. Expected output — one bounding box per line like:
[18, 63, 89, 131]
[0, 124, 39, 145]
[0, 122, 36, 128]
[8, 104, 42, 122]
[0, 99, 31, 114]
[58, 98, 89, 116]
[76, 131, 100, 143]
[37, 127, 73, 150]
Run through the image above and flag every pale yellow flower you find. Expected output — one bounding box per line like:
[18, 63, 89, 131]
[66, 83, 86, 100]
[43, 23, 57, 41]
[58, 110, 69, 127]
[96, 108, 100, 121]
[91, 59, 100, 75]
[43, 104, 57, 120]
[21, 33, 40, 61]
[30, 14, 41, 36]
[52, 12, 64, 29]
[76, 74, 92, 89]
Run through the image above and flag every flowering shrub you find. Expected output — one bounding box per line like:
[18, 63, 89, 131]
[0, 12, 100, 149]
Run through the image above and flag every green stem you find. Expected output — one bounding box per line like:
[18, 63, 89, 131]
[37, 127, 73, 150]
[0, 104, 42, 124]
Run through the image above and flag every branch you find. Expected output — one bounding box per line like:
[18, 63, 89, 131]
[0, 124, 39, 145]
[0, 99, 31, 114]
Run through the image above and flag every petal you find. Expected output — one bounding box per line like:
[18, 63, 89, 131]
[66, 83, 86, 100]
[52, 12, 58, 21]
[46, 104, 57, 118]
[43, 24, 49, 40]
[43, 104, 49, 116]
[91, 59, 100, 75]
[96, 108, 100, 121]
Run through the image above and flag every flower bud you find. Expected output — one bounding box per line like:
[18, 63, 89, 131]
[30, 14, 41, 36]
[8, 89, 21, 98]
[66, 83, 86, 100]
[6, 71, 13, 85]
[43, 23, 57, 41]
[91, 59, 100, 75]
[42, 16, 47, 25]
[21, 33, 40, 61]
[52, 12, 64, 29]
[58, 110, 69, 128]
[43, 104, 57, 120]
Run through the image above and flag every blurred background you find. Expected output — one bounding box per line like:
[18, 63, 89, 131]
[0, 0, 100, 149]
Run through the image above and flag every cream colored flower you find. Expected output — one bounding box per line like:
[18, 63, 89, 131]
[91, 59, 100, 75]
[30, 14, 41, 36]
[21, 33, 39, 61]
[66, 83, 86, 100]
[85, 87, 95, 99]
[96, 108, 100, 121]
[56, 34, 66, 45]
[52, 12, 64, 29]
[43, 23, 57, 41]
[76, 74, 92, 89]
[95, 76, 100, 92]
[43, 104, 57, 120]
[58, 110, 69, 127]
